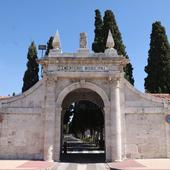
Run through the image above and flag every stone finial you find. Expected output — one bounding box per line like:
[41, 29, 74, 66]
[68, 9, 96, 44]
[104, 30, 118, 57]
[80, 32, 87, 48]
[52, 30, 61, 49]
[106, 30, 115, 49]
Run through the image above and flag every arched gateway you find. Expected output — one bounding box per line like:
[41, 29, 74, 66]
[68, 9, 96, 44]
[0, 31, 170, 162]
[56, 83, 109, 161]
[39, 31, 129, 162]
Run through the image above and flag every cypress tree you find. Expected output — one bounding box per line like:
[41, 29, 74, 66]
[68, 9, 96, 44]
[45, 36, 54, 55]
[92, 9, 104, 52]
[145, 21, 170, 93]
[92, 10, 134, 85]
[103, 10, 134, 85]
[22, 42, 39, 92]
[69, 101, 104, 139]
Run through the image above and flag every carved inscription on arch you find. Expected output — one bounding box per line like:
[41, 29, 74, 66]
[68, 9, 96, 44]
[49, 65, 117, 72]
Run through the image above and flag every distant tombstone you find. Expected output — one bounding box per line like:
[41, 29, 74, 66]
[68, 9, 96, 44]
[80, 32, 87, 48]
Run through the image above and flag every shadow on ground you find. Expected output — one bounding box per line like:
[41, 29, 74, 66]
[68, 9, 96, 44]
[60, 153, 105, 163]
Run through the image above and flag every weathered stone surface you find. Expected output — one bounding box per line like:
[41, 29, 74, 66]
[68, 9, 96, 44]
[0, 32, 169, 162]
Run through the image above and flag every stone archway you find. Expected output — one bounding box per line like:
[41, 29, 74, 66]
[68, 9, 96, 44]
[60, 89, 105, 162]
[54, 81, 110, 161]
[56, 81, 110, 108]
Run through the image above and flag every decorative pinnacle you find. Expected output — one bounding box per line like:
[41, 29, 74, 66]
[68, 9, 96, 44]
[52, 30, 61, 49]
[106, 30, 115, 49]
[80, 32, 87, 48]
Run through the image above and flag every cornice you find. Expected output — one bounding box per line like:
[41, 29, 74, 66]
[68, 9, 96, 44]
[37, 56, 128, 66]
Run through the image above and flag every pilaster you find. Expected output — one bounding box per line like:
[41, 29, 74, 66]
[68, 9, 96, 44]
[53, 106, 62, 161]
[110, 77, 122, 161]
[104, 106, 112, 161]
[43, 78, 56, 162]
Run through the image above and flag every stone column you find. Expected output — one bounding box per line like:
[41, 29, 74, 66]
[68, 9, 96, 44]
[110, 78, 122, 161]
[53, 106, 62, 161]
[104, 106, 112, 161]
[44, 78, 56, 162]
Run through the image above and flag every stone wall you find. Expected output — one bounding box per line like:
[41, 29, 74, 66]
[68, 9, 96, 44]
[124, 80, 169, 159]
[0, 72, 170, 161]
[0, 80, 44, 159]
[125, 113, 166, 158]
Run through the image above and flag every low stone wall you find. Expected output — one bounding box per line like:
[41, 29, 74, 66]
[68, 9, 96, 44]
[0, 80, 44, 160]
[0, 113, 44, 159]
[125, 113, 166, 158]
[124, 80, 170, 159]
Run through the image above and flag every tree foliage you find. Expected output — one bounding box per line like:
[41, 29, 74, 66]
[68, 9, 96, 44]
[45, 36, 54, 55]
[64, 100, 104, 139]
[145, 21, 170, 93]
[92, 9, 134, 85]
[92, 9, 104, 52]
[22, 42, 39, 92]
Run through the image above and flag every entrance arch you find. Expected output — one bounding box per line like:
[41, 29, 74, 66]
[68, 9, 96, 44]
[56, 82, 110, 108]
[54, 81, 110, 161]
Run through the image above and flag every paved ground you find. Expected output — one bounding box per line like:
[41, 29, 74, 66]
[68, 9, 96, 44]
[60, 134, 105, 163]
[0, 161, 109, 170]
[62, 134, 104, 153]
[57, 163, 109, 170]
[108, 159, 170, 170]
[0, 160, 57, 170]
[1, 159, 170, 170]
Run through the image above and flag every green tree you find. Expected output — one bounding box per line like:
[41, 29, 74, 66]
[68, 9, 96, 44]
[68, 101, 104, 140]
[92, 9, 104, 52]
[22, 42, 39, 92]
[145, 21, 170, 93]
[92, 10, 134, 85]
[45, 36, 54, 55]
[103, 10, 134, 85]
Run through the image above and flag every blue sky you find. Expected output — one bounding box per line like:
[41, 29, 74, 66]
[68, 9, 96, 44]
[0, 0, 170, 95]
